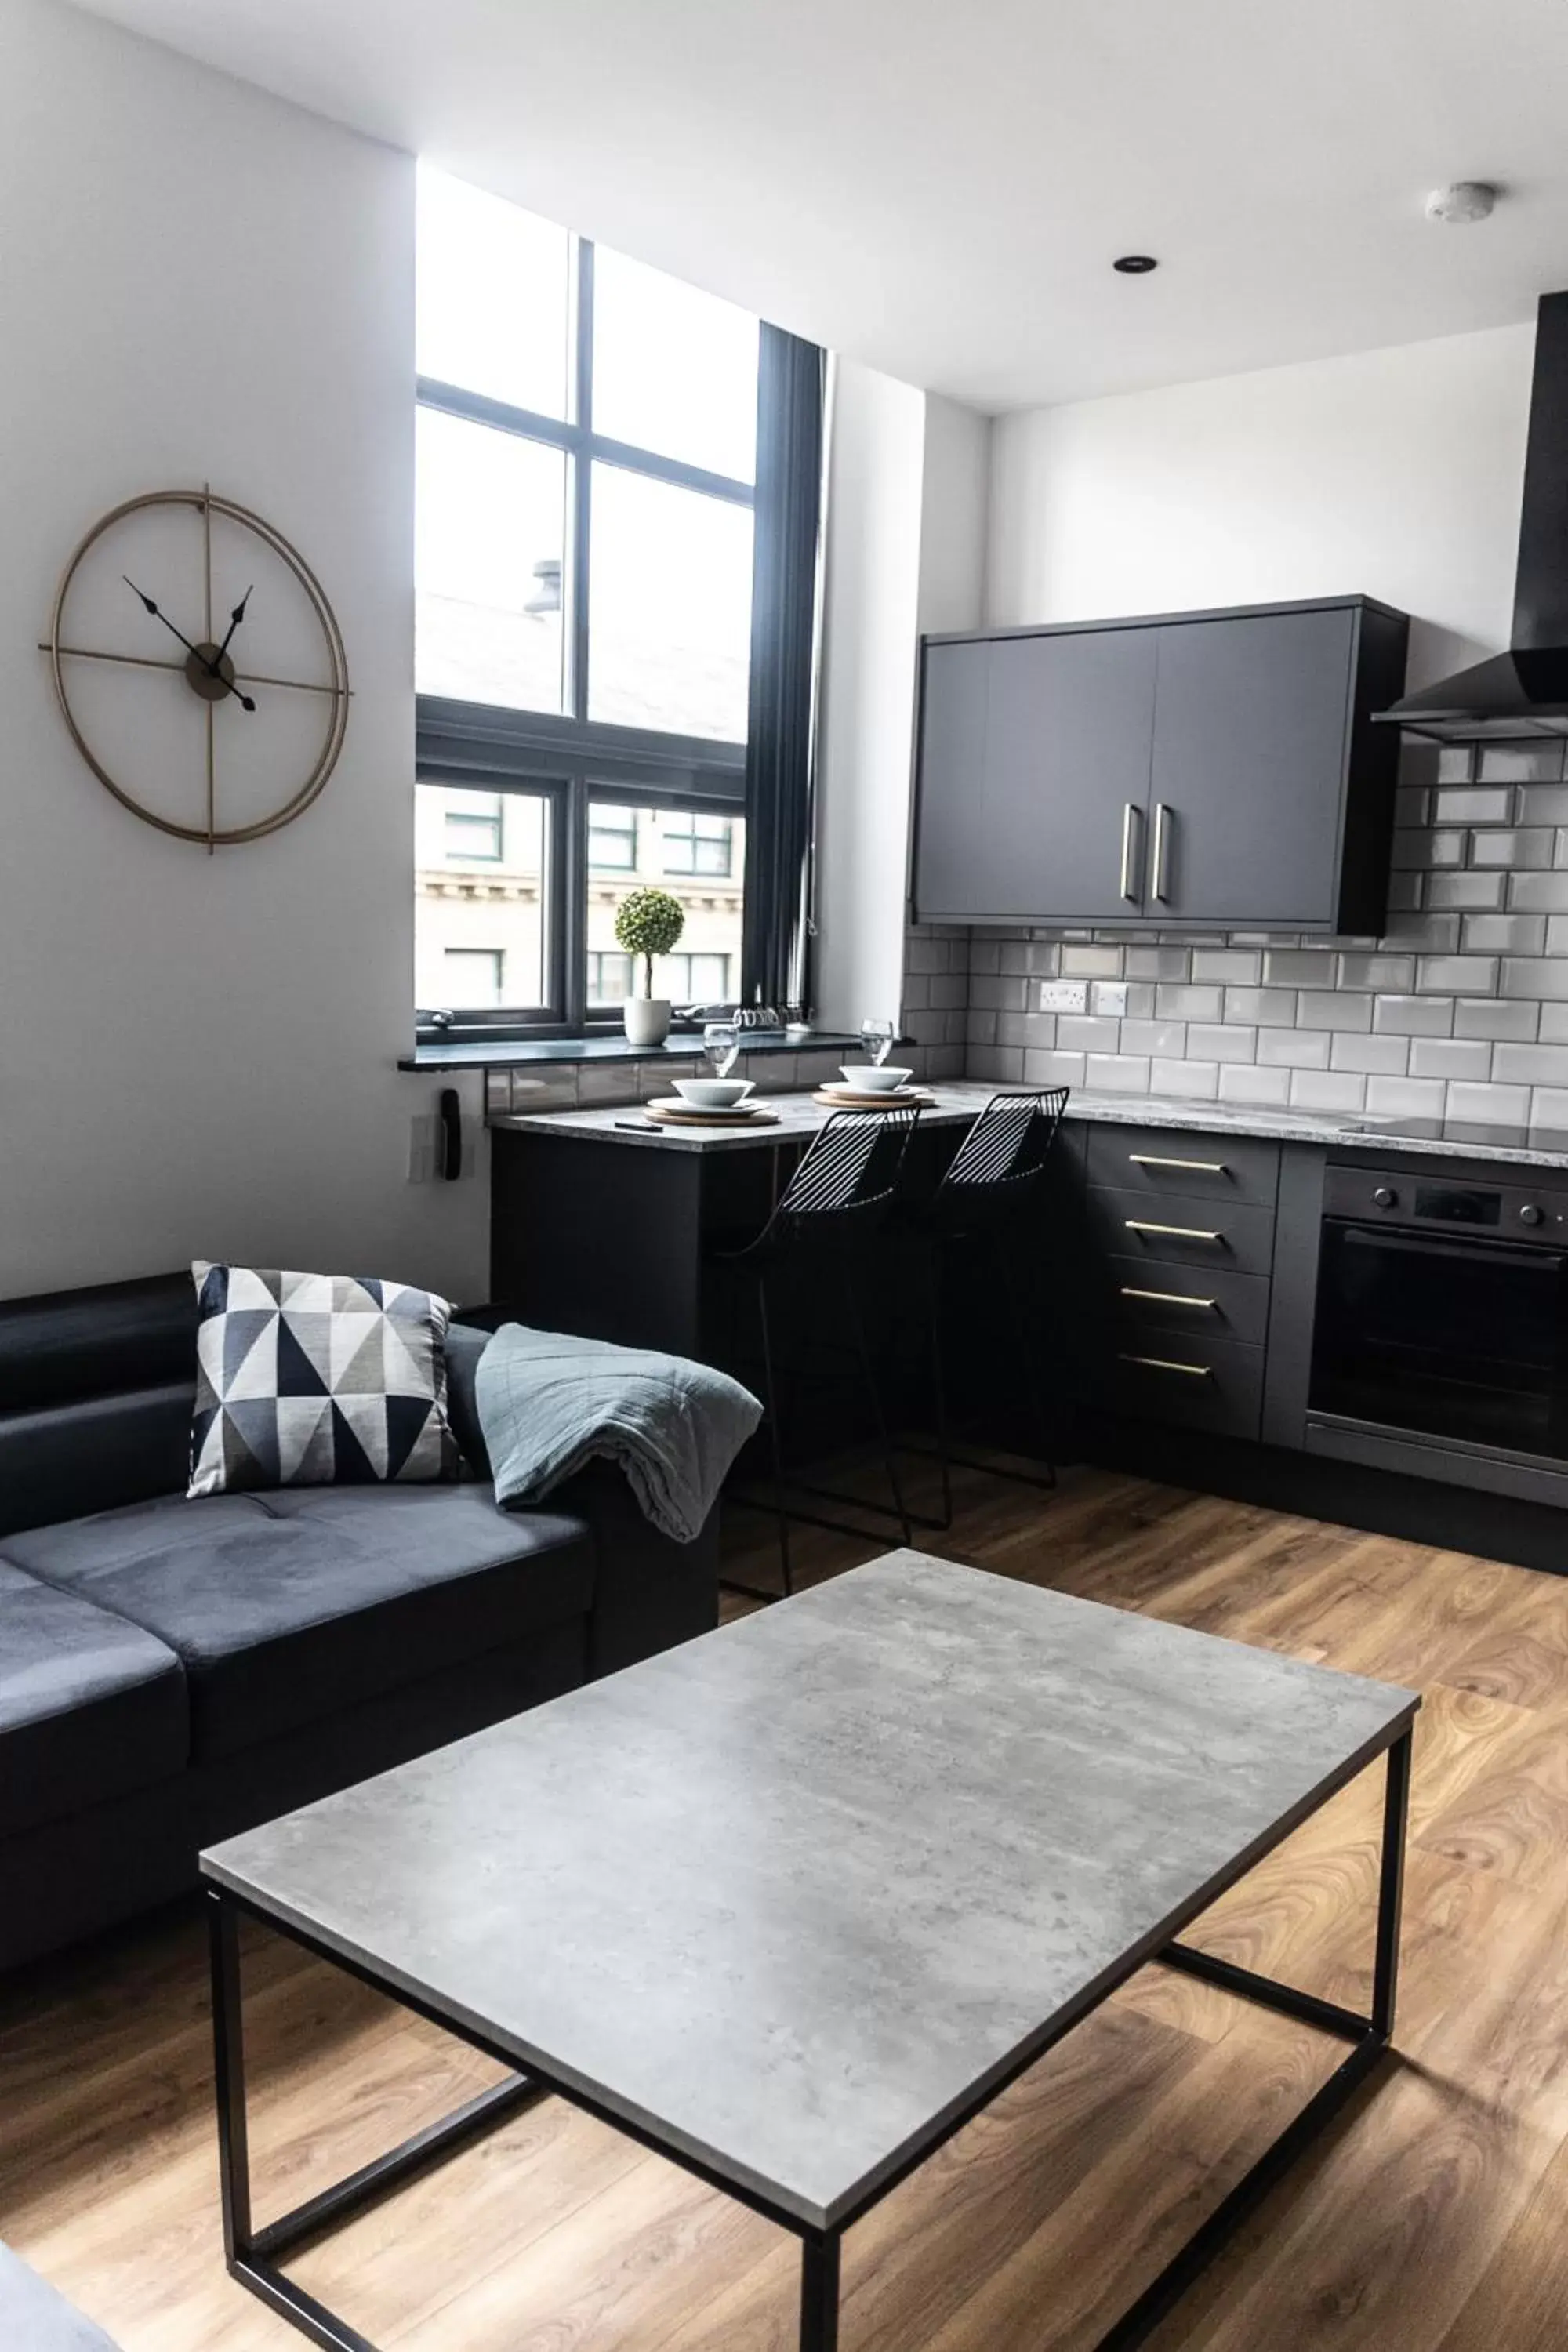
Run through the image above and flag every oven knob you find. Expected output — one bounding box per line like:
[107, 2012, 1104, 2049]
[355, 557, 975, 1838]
[1520, 1203, 1545, 1226]
[1372, 1185, 1398, 1209]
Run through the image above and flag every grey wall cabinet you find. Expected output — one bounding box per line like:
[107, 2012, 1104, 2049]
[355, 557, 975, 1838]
[913, 595, 1410, 933]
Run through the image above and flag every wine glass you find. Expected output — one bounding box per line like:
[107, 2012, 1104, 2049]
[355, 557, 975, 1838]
[859, 1017, 896, 1069]
[703, 1021, 740, 1078]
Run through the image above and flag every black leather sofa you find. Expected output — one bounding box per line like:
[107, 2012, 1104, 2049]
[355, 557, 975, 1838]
[0, 1274, 719, 1971]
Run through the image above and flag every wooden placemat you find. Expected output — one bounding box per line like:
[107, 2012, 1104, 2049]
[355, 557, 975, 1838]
[812, 1087, 937, 1111]
[644, 1102, 782, 1128]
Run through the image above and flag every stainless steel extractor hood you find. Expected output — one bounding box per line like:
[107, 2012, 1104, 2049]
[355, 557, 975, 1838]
[1379, 291, 1568, 743]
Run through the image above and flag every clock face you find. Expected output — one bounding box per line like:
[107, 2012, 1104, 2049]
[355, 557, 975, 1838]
[43, 489, 350, 848]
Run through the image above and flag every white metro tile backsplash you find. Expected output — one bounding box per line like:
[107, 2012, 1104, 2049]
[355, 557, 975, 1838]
[931, 741, 1568, 1129]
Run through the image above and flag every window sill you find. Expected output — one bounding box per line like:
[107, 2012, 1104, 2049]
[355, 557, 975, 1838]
[398, 1029, 869, 1072]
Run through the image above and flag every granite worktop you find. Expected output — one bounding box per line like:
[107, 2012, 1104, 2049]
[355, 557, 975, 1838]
[492, 1082, 1568, 1170]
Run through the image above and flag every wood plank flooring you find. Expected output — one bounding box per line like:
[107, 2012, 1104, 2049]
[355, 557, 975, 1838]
[5, 1464, 1568, 2349]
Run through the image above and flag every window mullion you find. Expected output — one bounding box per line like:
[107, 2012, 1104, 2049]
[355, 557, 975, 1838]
[569, 240, 594, 729]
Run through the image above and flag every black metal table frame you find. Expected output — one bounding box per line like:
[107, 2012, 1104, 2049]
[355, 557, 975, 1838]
[206, 1722, 1412, 2352]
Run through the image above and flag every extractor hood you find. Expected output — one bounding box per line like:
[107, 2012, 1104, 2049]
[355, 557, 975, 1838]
[1379, 291, 1568, 743]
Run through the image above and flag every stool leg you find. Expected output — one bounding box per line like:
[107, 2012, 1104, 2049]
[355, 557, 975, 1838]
[845, 1258, 913, 1547]
[757, 1269, 794, 1596]
[993, 1223, 1056, 1481]
[927, 1238, 955, 1531]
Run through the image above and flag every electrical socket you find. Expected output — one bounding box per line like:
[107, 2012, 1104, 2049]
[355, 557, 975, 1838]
[1038, 980, 1089, 1013]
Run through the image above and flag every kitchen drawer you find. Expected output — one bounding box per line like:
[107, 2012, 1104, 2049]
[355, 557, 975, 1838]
[1096, 1327, 1265, 1439]
[1086, 1123, 1280, 1208]
[1102, 1254, 1272, 1347]
[1086, 1185, 1278, 1277]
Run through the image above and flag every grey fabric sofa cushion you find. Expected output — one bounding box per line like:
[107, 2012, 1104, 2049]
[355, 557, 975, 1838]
[0, 2243, 120, 2349]
[0, 1560, 187, 1839]
[5, 1487, 594, 1762]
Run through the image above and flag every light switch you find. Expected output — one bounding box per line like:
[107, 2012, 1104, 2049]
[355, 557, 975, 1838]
[1091, 982, 1131, 1016]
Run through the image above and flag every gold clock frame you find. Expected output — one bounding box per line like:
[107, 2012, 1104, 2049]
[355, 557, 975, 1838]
[41, 486, 351, 851]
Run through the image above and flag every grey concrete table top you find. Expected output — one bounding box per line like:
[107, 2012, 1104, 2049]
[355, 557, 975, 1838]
[203, 1551, 1417, 2232]
[492, 1081, 1568, 1168]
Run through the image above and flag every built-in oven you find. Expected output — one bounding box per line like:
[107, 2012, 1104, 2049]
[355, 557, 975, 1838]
[1310, 1163, 1568, 1468]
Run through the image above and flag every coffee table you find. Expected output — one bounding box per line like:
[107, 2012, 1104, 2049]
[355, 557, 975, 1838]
[202, 1549, 1417, 2352]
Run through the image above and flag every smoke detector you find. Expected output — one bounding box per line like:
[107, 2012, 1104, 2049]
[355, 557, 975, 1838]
[1425, 182, 1499, 226]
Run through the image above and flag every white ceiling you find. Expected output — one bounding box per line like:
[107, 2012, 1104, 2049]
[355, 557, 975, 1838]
[74, 0, 1568, 411]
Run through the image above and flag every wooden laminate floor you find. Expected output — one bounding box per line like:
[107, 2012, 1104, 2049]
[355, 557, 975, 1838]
[5, 1464, 1568, 2349]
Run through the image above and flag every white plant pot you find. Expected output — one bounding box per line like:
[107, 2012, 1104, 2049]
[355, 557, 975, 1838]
[622, 996, 672, 1047]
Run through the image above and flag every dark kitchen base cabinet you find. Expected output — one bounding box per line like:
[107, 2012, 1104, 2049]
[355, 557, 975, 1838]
[1046, 1118, 1568, 1581]
[913, 595, 1410, 934]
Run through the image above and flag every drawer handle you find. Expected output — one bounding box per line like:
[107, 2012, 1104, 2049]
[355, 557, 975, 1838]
[1124, 1219, 1225, 1243]
[1119, 1286, 1218, 1311]
[1119, 1352, 1213, 1378]
[1127, 1153, 1228, 1174]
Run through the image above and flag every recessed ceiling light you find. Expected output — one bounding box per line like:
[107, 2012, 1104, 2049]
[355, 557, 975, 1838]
[1112, 254, 1159, 275]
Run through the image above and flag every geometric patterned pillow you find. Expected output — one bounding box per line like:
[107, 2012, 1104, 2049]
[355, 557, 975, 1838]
[187, 1262, 459, 1497]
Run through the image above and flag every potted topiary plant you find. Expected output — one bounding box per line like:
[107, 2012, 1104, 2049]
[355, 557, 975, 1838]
[614, 885, 685, 1045]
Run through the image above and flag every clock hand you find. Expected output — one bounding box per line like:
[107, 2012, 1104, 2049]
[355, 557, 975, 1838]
[123, 575, 257, 711]
[216, 586, 252, 662]
[123, 575, 201, 660]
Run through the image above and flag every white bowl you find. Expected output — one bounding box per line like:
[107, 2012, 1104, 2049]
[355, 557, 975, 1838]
[839, 1065, 913, 1093]
[673, 1076, 755, 1110]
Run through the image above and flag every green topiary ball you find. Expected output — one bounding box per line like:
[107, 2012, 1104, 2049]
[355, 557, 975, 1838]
[614, 885, 685, 993]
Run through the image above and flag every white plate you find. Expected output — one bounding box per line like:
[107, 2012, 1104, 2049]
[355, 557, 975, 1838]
[819, 1083, 920, 1103]
[647, 1096, 768, 1120]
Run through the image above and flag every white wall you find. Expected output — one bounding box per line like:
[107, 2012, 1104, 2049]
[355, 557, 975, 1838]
[916, 394, 991, 637]
[988, 322, 1536, 688]
[0, 0, 487, 1303]
[812, 359, 927, 1032]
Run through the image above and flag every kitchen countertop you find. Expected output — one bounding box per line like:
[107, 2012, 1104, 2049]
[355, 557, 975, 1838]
[493, 1083, 1568, 1171]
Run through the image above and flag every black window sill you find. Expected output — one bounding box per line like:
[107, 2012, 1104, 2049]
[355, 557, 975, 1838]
[398, 1029, 869, 1072]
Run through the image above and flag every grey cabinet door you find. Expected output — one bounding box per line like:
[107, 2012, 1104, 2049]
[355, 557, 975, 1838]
[982, 627, 1160, 920]
[1148, 609, 1357, 924]
[913, 638, 994, 920]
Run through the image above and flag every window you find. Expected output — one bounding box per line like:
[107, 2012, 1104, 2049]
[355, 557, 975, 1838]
[585, 799, 745, 1013]
[662, 811, 734, 878]
[416, 787, 551, 1015]
[444, 793, 504, 862]
[442, 949, 506, 1008]
[588, 807, 637, 871]
[587, 951, 633, 1003]
[416, 165, 756, 1031]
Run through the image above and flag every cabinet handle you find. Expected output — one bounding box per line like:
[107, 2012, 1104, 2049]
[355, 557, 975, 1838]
[1119, 1286, 1218, 1310]
[1127, 1152, 1228, 1174]
[1152, 801, 1172, 902]
[1124, 1219, 1225, 1243]
[1119, 802, 1141, 901]
[1119, 1352, 1213, 1377]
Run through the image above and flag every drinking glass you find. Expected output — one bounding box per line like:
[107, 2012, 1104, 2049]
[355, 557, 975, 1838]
[859, 1017, 895, 1068]
[703, 1021, 740, 1078]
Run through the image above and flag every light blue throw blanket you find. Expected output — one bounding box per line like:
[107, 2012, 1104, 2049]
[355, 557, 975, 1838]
[475, 1323, 762, 1544]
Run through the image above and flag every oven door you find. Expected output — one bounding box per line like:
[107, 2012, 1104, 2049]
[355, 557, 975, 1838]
[1311, 1218, 1568, 1459]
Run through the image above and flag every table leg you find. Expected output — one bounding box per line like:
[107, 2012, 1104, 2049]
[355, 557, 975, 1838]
[1372, 1723, 1413, 2040]
[800, 2230, 840, 2352]
[209, 1886, 253, 2268]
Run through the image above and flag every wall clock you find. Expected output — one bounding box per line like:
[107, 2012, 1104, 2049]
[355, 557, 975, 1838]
[40, 486, 350, 851]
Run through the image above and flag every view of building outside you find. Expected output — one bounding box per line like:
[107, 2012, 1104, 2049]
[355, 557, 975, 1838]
[414, 789, 744, 1014]
[414, 166, 756, 1018]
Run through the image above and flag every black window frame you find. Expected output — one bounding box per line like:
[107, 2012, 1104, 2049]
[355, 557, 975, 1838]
[415, 226, 754, 1042]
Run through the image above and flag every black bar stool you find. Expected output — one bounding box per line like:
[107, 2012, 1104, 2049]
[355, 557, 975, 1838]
[710, 1105, 921, 1602]
[899, 1088, 1069, 1528]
